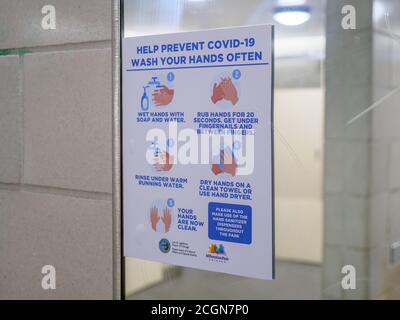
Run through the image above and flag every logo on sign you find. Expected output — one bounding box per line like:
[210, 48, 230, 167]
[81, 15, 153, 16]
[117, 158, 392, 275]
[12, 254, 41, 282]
[159, 238, 171, 253]
[208, 243, 226, 255]
[206, 244, 229, 262]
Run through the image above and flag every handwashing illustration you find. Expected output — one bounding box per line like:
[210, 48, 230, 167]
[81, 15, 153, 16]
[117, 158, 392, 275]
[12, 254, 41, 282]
[210, 70, 240, 106]
[211, 77, 238, 106]
[140, 75, 174, 110]
[149, 198, 175, 233]
[211, 146, 238, 177]
[147, 139, 174, 172]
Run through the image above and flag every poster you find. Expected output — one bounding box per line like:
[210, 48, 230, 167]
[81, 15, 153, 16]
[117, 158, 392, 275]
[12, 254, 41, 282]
[122, 25, 274, 280]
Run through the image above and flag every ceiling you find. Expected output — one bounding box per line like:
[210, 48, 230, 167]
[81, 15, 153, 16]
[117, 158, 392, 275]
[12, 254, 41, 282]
[124, 0, 326, 39]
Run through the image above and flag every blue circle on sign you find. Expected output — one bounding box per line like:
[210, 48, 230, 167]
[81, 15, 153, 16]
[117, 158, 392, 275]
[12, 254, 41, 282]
[233, 140, 241, 150]
[232, 69, 241, 80]
[159, 239, 171, 253]
[167, 198, 175, 208]
[167, 72, 175, 82]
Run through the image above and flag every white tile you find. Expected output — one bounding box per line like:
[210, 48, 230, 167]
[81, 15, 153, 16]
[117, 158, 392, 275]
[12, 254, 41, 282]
[23, 49, 112, 193]
[373, 33, 394, 100]
[343, 142, 369, 196]
[389, 143, 400, 191]
[324, 141, 343, 194]
[324, 194, 344, 246]
[371, 142, 389, 194]
[344, 195, 368, 249]
[0, 189, 113, 299]
[369, 193, 389, 249]
[369, 246, 390, 298]
[388, 191, 400, 244]
[0, 0, 111, 49]
[0, 56, 21, 183]
[372, 89, 400, 140]
[322, 245, 343, 299]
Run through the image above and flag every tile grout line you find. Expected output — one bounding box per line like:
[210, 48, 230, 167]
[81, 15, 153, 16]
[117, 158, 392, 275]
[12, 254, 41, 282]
[0, 182, 112, 201]
[25, 40, 112, 54]
[18, 49, 24, 185]
[0, 39, 112, 57]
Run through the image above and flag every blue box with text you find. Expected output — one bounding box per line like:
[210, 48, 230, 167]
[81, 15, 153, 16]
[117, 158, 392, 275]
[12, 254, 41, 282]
[208, 202, 252, 244]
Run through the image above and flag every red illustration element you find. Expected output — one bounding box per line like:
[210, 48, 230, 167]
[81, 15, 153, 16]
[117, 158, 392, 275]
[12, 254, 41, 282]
[150, 206, 172, 233]
[211, 150, 237, 177]
[152, 85, 174, 106]
[150, 206, 160, 231]
[161, 207, 172, 233]
[211, 82, 225, 104]
[211, 77, 239, 106]
[153, 151, 174, 172]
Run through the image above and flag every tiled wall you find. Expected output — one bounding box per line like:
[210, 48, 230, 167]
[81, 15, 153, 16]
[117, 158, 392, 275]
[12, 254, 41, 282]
[324, 0, 400, 300]
[323, 0, 373, 300]
[369, 0, 400, 299]
[0, 0, 114, 299]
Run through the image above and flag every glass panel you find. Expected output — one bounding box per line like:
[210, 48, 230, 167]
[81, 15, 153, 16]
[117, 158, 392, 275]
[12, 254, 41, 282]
[123, 0, 400, 300]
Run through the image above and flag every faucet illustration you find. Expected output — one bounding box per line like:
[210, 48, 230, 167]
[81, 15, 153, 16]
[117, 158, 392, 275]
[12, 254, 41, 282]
[151, 77, 161, 86]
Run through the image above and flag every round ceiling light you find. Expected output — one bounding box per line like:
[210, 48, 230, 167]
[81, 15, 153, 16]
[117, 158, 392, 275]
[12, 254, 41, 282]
[273, 5, 311, 26]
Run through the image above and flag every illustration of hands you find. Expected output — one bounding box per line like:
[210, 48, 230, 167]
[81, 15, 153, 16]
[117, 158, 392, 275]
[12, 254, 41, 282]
[150, 206, 160, 231]
[211, 149, 238, 177]
[150, 206, 172, 233]
[211, 77, 239, 106]
[211, 82, 224, 104]
[161, 207, 172, 233]
[221, 77, 239, 105]
[152, 85, 174, 106]
[153, 151, 174, 172]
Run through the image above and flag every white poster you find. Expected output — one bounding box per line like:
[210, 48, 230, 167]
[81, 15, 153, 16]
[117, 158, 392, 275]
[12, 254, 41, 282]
[122, 25, 274, 280]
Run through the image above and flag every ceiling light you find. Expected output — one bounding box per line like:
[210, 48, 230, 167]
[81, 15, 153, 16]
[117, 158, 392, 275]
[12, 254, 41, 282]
[273, 5, 311, 26]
